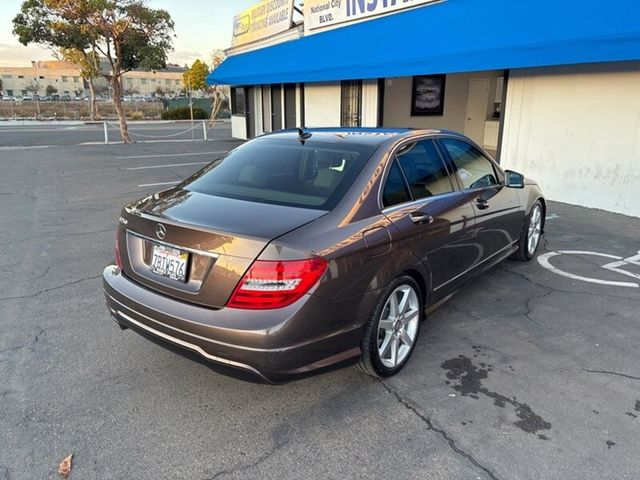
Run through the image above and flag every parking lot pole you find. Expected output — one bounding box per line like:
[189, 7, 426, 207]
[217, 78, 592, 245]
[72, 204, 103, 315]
[103, 122, 109, 144]
[202, 121, 207, 141]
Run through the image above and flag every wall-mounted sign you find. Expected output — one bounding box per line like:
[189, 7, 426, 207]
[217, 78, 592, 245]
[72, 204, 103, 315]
[304, 0, 440, 32]
[232, 0, 295, 48]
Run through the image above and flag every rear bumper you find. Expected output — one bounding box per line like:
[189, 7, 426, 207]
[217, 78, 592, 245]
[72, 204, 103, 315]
[103, 266, 372, 382]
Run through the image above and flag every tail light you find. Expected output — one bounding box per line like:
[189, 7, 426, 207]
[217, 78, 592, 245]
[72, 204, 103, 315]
[227, 258, 328, 310]
[115, 226, 123, 269]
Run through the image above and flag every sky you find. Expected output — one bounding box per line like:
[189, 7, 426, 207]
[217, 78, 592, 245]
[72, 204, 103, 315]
[0, 0, 257, 67]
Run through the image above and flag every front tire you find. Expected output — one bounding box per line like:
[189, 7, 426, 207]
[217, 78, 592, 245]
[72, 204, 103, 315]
[513, 200, 544, 261]
[357, 276, 423, 377]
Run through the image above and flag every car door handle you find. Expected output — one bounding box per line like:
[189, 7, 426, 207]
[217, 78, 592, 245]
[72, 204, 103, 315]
[475, 198, 490, 210]
[410, 212, 434, 225]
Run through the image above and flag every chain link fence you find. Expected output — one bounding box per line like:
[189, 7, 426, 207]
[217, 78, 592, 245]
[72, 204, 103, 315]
[0, 99, 164, 121]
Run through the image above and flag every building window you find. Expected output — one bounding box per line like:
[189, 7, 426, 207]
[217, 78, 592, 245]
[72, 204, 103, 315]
[231, 87, 246, 115]
[18, 75, 24, 79]
[61, 76, 68, 82]
[165, 79, 170, 85]
[39, 76, 45, 79]
[73, 77, 80, 83]
[2, 75, 11, 79]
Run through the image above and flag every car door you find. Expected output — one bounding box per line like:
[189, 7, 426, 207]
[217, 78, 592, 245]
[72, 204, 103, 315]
[438, 137, 524, 265]
[380, 138, 479, 298]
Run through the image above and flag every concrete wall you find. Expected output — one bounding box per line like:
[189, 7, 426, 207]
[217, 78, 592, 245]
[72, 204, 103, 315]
[304, 82, 341, 127]
[501, 62, 640, 218]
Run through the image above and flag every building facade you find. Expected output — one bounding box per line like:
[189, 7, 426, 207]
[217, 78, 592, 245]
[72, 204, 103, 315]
[0, 60, 186, 98]
[209, 0, 640, 218]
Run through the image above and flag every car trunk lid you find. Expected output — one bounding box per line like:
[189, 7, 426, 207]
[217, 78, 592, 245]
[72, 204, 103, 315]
[118, 189, 326, 308]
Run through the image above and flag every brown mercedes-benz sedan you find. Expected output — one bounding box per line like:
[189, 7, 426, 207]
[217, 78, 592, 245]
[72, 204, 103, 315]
[103, 128, 545, 382]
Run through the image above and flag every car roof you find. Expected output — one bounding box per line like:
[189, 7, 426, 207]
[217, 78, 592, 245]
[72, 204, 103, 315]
[259, 127, 466, 146]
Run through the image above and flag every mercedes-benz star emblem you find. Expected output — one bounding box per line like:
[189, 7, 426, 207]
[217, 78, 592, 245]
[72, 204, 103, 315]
[156, 223, 167, 240]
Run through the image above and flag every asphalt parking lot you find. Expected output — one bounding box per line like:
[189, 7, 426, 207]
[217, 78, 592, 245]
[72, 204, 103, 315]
[1, 127, 639, 479]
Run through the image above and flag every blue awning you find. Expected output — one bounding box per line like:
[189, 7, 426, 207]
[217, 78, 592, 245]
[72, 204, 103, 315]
[207, 0, 640, 86]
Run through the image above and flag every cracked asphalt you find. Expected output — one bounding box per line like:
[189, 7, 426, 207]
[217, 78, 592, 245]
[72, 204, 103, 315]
[1, 128, 640, 479]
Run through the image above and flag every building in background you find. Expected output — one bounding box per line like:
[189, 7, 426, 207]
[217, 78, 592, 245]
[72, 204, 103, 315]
[0, 60, 186, 98]
[209, 0, 640, 218]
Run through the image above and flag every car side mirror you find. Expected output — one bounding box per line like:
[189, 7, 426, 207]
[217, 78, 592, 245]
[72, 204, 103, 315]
[505, 170, 525, 189]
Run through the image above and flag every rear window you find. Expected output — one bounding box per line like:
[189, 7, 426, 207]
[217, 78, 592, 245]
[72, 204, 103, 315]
[184, 137, 378, 210]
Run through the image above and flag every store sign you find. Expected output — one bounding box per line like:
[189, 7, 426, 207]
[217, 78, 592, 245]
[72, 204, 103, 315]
[232, 0, 295, 47]
[304, 0, 440, 32]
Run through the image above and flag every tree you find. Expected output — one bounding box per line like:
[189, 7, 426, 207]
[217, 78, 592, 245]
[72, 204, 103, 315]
[58, 47, 100, 119]
[183, 59, 209, 92]
[0, 78, 3, 93]
[25, 80, 40, 95]
[123, 87, 140, 97]
[13, 0, 174, 143]
[45, 84, 57, 96]
[154, 86, 165, 98]
[208, 49, 227, 126]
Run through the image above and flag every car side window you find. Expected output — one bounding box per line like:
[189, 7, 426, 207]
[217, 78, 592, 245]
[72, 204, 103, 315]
[441, 138, 499, 190]
[396, 140, 453, 200]
[382, 160, 411, 208]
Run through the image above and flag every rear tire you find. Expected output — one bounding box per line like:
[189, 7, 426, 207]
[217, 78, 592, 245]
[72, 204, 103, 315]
[357, 276, 423, 378]
[513, 200, 544, 261]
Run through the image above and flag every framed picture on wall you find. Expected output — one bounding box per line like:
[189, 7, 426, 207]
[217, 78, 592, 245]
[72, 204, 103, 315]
[411, 75, 446, 116]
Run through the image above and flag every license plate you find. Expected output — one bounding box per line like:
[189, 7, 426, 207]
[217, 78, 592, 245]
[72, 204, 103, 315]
[150, 244, 189, 282]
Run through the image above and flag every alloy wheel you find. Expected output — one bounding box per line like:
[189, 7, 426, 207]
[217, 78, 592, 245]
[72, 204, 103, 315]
[527, 204, 543, 255]
[377, 284, 420, 369]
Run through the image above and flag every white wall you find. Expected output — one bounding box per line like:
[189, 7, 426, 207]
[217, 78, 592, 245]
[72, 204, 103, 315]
[501, 63, 640, 218]
[304, 82, 341, 127]
[361, 79, 379, 127]
[231, 115, 247, 139]
[303, 80, 378, 128]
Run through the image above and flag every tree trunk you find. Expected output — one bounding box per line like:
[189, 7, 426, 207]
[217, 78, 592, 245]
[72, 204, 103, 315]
[88, 79, 97, 121]
[111, 77, 132, 143]
[208, 89, 222, 128]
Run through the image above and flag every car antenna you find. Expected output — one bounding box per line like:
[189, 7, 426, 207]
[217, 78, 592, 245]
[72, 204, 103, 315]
[297, 128, 312, 143]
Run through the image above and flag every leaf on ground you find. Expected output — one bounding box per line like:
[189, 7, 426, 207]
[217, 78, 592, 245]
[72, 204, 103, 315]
[58, 453, 73, 478]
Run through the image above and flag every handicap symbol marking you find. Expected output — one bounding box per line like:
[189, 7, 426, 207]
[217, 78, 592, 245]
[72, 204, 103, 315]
[537, 250, 640, 288]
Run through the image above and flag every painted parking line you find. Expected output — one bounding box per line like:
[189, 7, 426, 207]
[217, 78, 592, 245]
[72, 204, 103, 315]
[118, 150, 226, 160]
[126, 161, 209, 170]
[0, 127, 97, 133]
[138, 181, 181, 188]
[0, 145, 51, 151]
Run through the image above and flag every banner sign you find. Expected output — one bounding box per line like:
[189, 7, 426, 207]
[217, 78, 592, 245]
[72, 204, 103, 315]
[232, 0, 295, 47]
[304, 0, 440, 32]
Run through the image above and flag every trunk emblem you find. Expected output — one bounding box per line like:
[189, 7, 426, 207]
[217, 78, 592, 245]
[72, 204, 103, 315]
[156, 223, 167, 240]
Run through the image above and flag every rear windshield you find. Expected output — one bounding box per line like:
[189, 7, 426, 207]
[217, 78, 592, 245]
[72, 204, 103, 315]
[184, 137, 378, 210]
